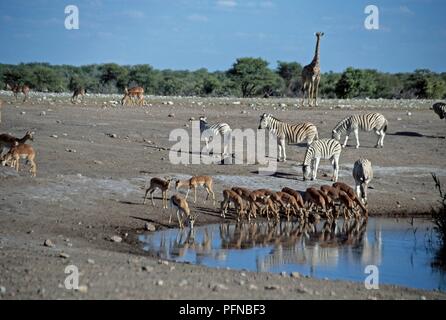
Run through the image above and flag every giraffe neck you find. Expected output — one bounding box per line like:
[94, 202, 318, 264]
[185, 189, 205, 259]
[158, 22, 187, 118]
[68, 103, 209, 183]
[311, 36, 321, 66]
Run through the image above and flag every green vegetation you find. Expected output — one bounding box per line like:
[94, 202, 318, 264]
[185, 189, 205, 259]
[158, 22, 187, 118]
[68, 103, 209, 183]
[1, 61, 445, 99]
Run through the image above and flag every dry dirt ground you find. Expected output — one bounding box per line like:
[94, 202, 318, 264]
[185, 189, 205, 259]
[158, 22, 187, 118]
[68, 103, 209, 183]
[0, 92, 445, 300]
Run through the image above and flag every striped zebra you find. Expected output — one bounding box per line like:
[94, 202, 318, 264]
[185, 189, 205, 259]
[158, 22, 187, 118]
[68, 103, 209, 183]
[331, 112, 388, 149]
[258, 113, 319, 162]
[433, 102, 446, 120]
[199, 116, 232, 155]
[352, 158, 373, 205]
[302, 138, 342, 182]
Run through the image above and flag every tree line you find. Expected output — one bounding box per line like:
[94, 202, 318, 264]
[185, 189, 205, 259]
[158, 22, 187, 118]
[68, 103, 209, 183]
[1, 59, 445, 99]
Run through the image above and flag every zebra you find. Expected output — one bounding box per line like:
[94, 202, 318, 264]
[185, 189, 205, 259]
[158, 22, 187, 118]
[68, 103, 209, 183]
[433, 102, 446, 120]
[331, 112, 388, 149]
[352, 158, 373, 205]
[258, 113, 319, 162]
[199, 116, 232, 156]
[302, 138, 342, 182]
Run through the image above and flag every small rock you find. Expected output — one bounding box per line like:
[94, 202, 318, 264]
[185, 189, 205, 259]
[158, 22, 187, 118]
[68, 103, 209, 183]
[407, 112, 412, 116]
[93, 160, 103, 165]
[87, 259, 95, 264]
[241, 110, 247, 114]
[158, 260, 169, 266]
[168, 113, 175, 117]
[110, 235, 122, 243]
[142, 266, 154, 272]
[212, 283, 228, 291]
[108, 133, 118, 138]
[50, 134, 58, 139]
[232, 101, 241, 105]
[167, 101, 174, 105]
[144, 222, 156, 232]
[156, 280, 164, 286]
[411, 197, 416, 200]
[397, 117, 402, 121]
[44, 239, 55, 247]
[290, 272, 300, 278]
[77, 285, 88, 293]
[20, 111, 26, 115]
[240, 272, 246, 277]
[40, 111, 46, 116]
[59, 252, 70, 259]
[248, 284, 258, 290]
[65, 149, 76, 153]
[265, 285, 280, 290]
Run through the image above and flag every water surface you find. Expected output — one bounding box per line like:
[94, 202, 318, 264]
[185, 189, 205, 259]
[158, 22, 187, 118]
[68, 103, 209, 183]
[139, 218, 445, 291]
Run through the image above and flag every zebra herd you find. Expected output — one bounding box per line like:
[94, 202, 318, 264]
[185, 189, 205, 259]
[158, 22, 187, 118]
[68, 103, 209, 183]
[201, 111, 388, 183]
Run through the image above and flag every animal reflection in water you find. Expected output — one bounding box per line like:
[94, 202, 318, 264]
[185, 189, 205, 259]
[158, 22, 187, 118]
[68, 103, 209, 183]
[148, 218, 381, 272]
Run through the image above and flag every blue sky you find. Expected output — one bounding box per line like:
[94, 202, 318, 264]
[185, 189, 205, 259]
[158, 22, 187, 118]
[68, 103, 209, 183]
[0, 0, 445, 72]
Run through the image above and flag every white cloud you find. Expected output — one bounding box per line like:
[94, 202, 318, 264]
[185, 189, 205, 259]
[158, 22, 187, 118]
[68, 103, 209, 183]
[187, 14, 209, 22]
[217, 0, 237, 8]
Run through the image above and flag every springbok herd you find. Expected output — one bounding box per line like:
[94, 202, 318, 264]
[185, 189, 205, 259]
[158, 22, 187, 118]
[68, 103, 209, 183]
[0, 94, 444, 230]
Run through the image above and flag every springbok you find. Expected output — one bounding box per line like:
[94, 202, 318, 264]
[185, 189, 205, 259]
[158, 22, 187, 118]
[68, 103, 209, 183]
[0, 131, 34, 157]
[170, 194, 197, 229]
[6, 83, 30, 102]
[175, 176, 216, 206]
[121, 86, 144, 106]
[220, 189, 245, 221]
[143, 177, 172, 209]
[1, 141, 37, 177]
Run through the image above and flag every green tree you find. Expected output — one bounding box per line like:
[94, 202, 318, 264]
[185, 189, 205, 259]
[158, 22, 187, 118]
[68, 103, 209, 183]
[276, 61, 302, 96]
[99, 63, 129, 92]
[228, 57, 276, 97]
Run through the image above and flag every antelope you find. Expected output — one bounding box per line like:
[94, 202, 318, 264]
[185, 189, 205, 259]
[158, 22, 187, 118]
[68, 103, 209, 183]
[304, 187, 327, 218]
[143, 177, 172, 209]
[71, 87, 86, 104]
[1, 141, 37, 177]
[6, 83, 30, 102]
[0, 131, 34, 158]
[276, 191, 301, 221]
[281, 187, 306, 218]
[220, 189, 245, 221]
[121, 86, 144, 106]
[175, 176, 216, 206]
[249, 190, 278, 221]
[255, 189, 286, 210]
[170, 194, 197, 229]
[338, 190, 358, 219]
[333, 182, 368, 217]
[232, 187, 257, 220]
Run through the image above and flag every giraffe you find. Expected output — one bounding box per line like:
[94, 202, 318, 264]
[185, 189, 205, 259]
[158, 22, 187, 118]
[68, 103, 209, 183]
[301, 32, 324, 107]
